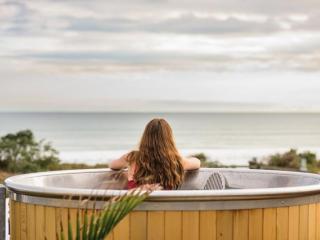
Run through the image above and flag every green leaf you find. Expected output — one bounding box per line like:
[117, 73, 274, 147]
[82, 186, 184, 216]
[67, 209, 73, 240]
[88, 208, 96, 240]
[82, 209, 88, 240]
[92, 211, 101, 240]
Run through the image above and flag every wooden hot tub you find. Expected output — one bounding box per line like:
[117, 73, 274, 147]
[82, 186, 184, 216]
[5, 168, 320, 240]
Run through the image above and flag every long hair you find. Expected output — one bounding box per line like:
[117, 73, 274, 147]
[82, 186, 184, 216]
[127, 118, 184, 189]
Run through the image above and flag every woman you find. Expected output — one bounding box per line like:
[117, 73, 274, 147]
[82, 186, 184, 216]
[110, 118, 200, 190]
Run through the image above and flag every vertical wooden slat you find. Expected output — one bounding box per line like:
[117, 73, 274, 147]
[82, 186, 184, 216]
[263, 208, 276, 240]
[10, 200, 16, 240]
[217, 210, 233, 240]
[113, 215, 130, 240]
[299, 205, 309, 240]
[182, 211, 199, 240]
[288, 206, 299, 240]
[20, 203, 27, 240]
[277, 207, 289, 240]
[130, 211, 147, 240]
[165, 211, 182, 240]
[308, 204, 316, 240]
[200, 211, 216, 240]
[68, 208, 78, 239]
[55, 208, 62, 240]
[248, 209, 263, 240]
[35, 205, 45, 240]
[147, 211, 165, 240]
[45, 207, 56, 240]
[59, 208, 68, 240]
[26, 204, 36, 240]
[316, 203, 320, 240]
[16, 202, 21, 240]
[233, 210, 248, 240]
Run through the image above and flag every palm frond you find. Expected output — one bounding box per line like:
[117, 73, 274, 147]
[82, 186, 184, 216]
[58, 187, 151, 240]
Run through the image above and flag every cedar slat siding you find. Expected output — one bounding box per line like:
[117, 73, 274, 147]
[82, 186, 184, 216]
[26, 204, 35, 240]
[263, 208, 276, 240]
[164, 211, 182, 240]
[147, 211, 165, 240]
[9, 201, 320, 240]
[233, 210, 249, 240]
[288, 206, 299, 240]
[248, 209, 263, 240]
[35, 205, 45, 240]
[200, 211, 216, 240]
[182, 211, 200, 240]
[113, 215, 130, 240]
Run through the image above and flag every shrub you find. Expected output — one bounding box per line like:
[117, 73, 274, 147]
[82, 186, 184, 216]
[269, 149, 300, 169]
[249, 149, 320, 173]
[0, 129, 60, 173]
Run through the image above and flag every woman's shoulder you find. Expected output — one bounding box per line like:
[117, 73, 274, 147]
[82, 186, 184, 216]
[124, 150, 139, 163]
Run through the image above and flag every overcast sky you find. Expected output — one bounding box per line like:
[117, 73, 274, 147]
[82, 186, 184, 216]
[0, 0, 320, 112]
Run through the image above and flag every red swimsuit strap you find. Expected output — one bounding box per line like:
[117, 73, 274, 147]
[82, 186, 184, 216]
[127, 180, 137, 189]
[127, 163, 138, 189]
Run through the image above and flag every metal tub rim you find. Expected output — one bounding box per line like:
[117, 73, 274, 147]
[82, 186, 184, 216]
[5, 168, 320, 204]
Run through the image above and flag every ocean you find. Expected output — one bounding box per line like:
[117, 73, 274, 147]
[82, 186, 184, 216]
[0, 112, 320, 166]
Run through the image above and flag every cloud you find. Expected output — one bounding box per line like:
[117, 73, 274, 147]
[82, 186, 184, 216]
[0, 0, 320, 107]
[67, 14, 282, 35]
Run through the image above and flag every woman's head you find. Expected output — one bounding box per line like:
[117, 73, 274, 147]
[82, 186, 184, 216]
[128, 118, 184, 189]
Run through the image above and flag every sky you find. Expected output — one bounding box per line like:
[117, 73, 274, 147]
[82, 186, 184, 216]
[0, 0, 320, 112]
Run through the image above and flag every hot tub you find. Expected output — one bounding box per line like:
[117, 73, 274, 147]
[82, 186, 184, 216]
[5, 168, 320, 240]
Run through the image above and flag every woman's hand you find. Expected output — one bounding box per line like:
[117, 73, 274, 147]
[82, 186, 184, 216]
[182, 157, 201, 170]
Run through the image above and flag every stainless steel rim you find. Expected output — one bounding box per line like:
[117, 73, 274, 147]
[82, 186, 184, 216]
[5, 168, 320, 200]
[8, 190, 320, 210]
[5, 168, 320, 210]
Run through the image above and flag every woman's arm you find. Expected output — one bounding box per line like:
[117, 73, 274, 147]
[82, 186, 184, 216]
[109, 153, 129, 170]
[182, 157, 201, 170]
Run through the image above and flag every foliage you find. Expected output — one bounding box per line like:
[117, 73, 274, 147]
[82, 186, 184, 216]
[249, 149, 320, 173]
[0, 130, 110, 176]
[58, 188, 151, 240]
[0, 130, 60, 173]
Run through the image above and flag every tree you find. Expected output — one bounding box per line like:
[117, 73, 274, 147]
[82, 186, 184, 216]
[0, 129, 60, 173]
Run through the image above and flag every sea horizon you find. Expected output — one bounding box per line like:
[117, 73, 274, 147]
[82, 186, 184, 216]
[1, 111, 320, 166]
